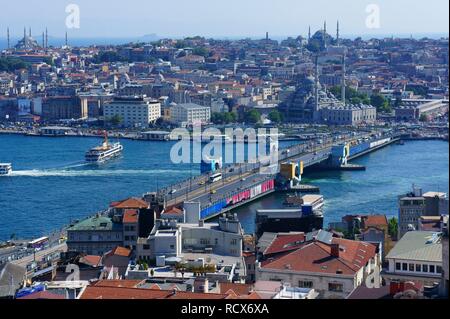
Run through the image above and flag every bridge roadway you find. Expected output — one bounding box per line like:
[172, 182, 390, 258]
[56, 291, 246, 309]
[160, 131, 380, 212]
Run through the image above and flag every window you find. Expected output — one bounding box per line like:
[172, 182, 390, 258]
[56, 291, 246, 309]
[170, 245, 175, 250]
[430, 265, 435, 273]
[437, 266, 442, 274]
[423, 264, 428, 272]
[409, 264, 414, 272]
[415, 264, 422, 272]
[402, 263, 408, 271]
[299, 281, 313, 289]
[143, 245, 150, 250]
[231, 239, 238, 246]
[396, 262, 401, 271]
[329, 283, 344, 292]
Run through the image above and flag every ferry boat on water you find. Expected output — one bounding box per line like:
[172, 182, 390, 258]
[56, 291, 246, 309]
[0, 163, 12, 176]
[85, 132, 123, 164]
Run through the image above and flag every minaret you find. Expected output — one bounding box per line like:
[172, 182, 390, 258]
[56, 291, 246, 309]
[42, 32, 45, 48]
[324, 21, 327, 33]
[24, 27, 26, 39]
[65, 31, 68, 47]
[266, 32, 269, 42]
[29, 27, 31, 38]
[314, 55, 320, 118]
[45, 28, 48, 48]
[308, 26, 311, 42]
[7, 27, 10, 49]
[336, 20, 340, 46]
[342, 54, 346, 106]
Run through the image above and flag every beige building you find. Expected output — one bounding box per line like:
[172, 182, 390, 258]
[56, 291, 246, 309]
[170, 103, 211, 126]
[103, 96, 161, 128]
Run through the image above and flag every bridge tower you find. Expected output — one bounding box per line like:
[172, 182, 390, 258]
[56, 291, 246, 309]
[330, 143, 350, 167]
[279, 161, 304, 189]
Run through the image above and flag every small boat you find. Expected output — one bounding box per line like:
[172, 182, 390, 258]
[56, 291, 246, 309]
[0, 163, 12, 176]
[85, 132, 123, 164]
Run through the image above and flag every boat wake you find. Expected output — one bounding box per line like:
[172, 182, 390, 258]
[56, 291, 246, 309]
[10, 169, 188, 177]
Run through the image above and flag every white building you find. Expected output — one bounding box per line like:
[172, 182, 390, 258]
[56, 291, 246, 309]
[384, 231, 443, 286]
[103, 96, 161, 128]
[170, 103, 211, 126]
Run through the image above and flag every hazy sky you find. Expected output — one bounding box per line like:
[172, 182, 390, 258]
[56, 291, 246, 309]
[1, 0, 449, 38]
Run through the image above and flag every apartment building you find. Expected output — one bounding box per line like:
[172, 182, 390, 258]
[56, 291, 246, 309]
[170, 103, 211, 126]
[256, 235, 379, 299]
[384, 231, 443, 286]
[41, 96, 88, 121]
[103, 96, 161, 127]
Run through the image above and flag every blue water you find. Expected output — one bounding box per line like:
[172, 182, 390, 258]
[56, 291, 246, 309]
[0, 135, 448, 239]
[232, 140, 449, 233]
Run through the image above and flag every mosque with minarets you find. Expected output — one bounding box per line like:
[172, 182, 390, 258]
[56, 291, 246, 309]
[278, 21, 377, 126]
[14, 28, 40, 50]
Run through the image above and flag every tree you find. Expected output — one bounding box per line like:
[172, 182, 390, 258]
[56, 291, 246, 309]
[419, 113, 428, 122]
[192, 47, 209, 58]
[0, 57, 29, 72]
[388, 217, 398, 240]
[394, 97, 402, 108]
[245, 109, 261, 124]
[109, 115, 123, 127]
[370, 94, 391, 113]
[268, 110, 283, 123]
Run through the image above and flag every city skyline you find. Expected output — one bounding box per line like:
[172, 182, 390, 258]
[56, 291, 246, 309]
[0, 0, 449, 39]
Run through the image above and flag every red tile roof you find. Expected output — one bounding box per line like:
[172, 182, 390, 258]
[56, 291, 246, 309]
[110, 197, 148, 209]
[18, 291, 65, 299]
[80, 286, 230, 300]
[79, 255, 102, 267]
[219, 283, 252, 296]
[261, 238, 377, 276]
[162, 207, 183, 216]
[107, 246, 132, 258]
[364, 215, 388, 228]
[92, 280, 144, 288]
[263, 233, 305, 256]
[123, 209, 139, 224]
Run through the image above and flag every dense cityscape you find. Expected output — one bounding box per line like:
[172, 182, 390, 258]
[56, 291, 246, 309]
[0, 2, 449, 306]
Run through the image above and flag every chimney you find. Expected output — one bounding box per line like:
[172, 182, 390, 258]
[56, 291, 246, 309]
[203, 278, 209, 294]
[331, 243, 340, 258]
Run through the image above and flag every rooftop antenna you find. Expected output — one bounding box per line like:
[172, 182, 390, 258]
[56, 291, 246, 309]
[336, 20, 340, 46]
[342, 54, 346, 106]
[314, 55, 319, 115]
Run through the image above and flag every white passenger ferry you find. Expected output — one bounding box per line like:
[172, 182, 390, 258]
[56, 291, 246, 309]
[85, 132, 123, 164]
[0, 163, 12, 176]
